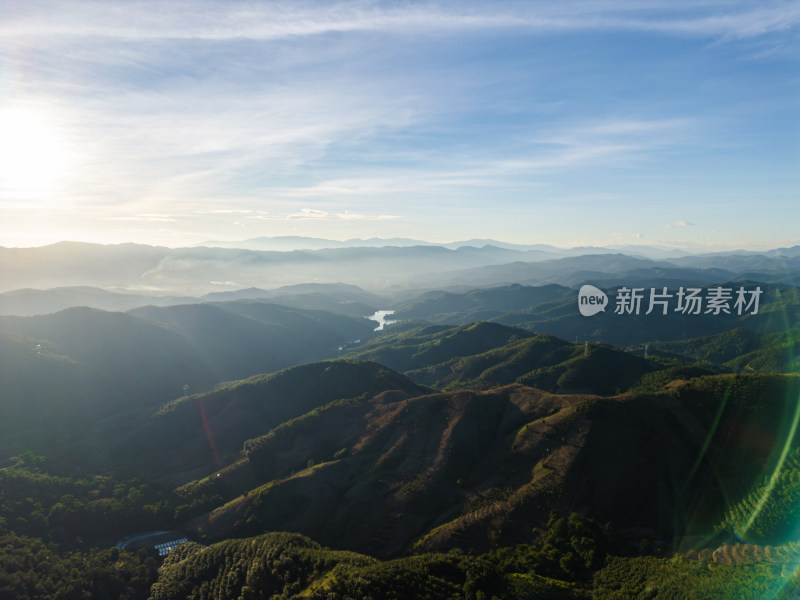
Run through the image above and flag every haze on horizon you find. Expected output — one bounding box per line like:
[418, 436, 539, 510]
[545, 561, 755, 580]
[0, 1, 797, 251]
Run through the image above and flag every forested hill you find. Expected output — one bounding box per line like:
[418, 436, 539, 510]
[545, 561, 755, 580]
[0, 301, 374, 461]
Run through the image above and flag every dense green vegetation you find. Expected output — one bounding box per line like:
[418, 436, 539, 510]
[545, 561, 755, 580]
[0, 460, 169, 599]
[649, 327, 800, 373]
[486, 512, 610, 582]
[113, 360, 426, 482]
[149, 518, 601, 600]
[345, 321, 533, 373]
[717, 448, 800, 544]
[348, 322, 664, 394]
[406, 282, 800, 349]
[592, 553, 800, 599]
[148, 514, 800, 599]
[0, 533, 159, 600]
[156, 372, 800, 569]
[393, 283, 572, 324]
[150, 532, 375, 600]
[0, 459, 176, 547]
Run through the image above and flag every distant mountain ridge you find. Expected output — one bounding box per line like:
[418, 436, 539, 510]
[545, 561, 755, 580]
[0, 282, 386, 317]
[2, 240, 799, 294]
[198, 235, 771, 259]
[0, 241, 554, 293]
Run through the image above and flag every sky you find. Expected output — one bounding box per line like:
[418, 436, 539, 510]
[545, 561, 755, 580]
[0, 0, 798, 249]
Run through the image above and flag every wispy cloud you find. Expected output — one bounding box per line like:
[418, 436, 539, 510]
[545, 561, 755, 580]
[2, 1, 798, 42]
[99, 214, 177, 222]
[0, 1, 795, 247]
[195, 209, 264, 215]
[281, 117, 696, 199]
[285, 208, 399, 221]
[1, 66, 426, 210]
[666, 220, 695, 228]
[233, 207, 400, 221]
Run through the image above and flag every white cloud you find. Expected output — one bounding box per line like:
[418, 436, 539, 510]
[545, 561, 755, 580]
[288, 208, 329, 219]
[666, 220, 694, 228]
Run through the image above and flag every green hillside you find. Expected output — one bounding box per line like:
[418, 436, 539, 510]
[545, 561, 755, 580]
[149, 530, 581, 600]
[6, 365, 800, 600]
[128, 300, 375, 382]
[112, 360, 427, 482]
[487, 282, 800, 348]
[0, 302, 375, 460]
[393, 283, 572, 324]
[648, 327, 800, 373]
[345, 321, 532, 372]
[716, 447, 800, 544]
[348, 323, 663, 394]
[1, 363, 800, 598]
[404, 333, 576, 389]
[162, 374, 800, 563]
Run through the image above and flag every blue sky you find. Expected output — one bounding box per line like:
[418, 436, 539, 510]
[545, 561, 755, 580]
[0, 1, 797, 249]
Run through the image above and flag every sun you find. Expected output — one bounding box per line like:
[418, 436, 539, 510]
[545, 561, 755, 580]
[0, 107, 71, 197]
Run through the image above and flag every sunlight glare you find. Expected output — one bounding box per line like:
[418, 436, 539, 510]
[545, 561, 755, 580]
[0, 108, 71, 197]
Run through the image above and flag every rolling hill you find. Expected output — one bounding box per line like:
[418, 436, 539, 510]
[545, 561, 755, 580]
[0, 301, 376, 460]
[392, 283, 572, 324]
[346, 322, 664, 394]
[110, 360, 427, 483]
[166, 372, 800, 564]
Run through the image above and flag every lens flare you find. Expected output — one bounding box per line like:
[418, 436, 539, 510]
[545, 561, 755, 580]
[198, 400, 221, 470]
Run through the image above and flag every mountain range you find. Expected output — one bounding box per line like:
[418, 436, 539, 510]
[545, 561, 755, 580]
[2, 240, 799, 296]
[2, 242, 800, 599]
